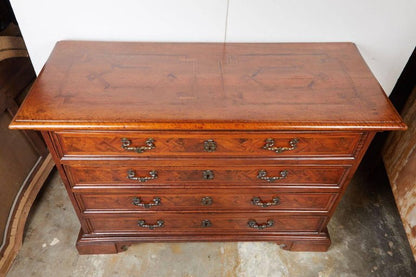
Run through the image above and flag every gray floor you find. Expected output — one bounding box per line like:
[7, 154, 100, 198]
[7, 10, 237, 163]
[7, 159, 416, 276]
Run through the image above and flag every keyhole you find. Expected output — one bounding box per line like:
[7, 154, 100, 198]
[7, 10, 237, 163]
[201, 196, 213, 206]
[203, 170, 214, 180]
[203, 139, 217, 152]
[201, 219, 212, 228]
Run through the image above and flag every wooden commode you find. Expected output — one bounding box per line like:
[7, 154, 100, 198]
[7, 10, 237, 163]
[10, 41, 406, 254]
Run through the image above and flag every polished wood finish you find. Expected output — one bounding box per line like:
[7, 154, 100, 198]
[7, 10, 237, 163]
[75, 229, 332, 254]
[10, 41, 405, 131]
[9, 41, 406, 254]
[54, 131, 362, 158]
[65, 164, 349, 186]
[85, 213, 326, 234]
[74, 189, 337, 212]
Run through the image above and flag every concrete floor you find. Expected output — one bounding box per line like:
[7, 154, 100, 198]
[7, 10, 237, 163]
[7, 159, 416, 276]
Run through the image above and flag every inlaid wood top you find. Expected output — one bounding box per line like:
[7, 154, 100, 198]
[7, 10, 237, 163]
[10, 41, 405, 130]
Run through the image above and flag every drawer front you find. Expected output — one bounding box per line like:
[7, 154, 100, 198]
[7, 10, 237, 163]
[55, 131, 362, 157]
[85, 213, 326, 234]
[75, 188, 337, 212]
[65, 165, 349, 187]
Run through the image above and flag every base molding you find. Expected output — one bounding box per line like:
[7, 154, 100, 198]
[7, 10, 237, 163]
[76, 228, 331, 254]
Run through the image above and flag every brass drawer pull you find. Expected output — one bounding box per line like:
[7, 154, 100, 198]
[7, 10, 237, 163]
[132, 197, 161, 208]
[201, 196, 213, 206]
[257, 170, 288, 182]
[263, 138, 299, 153]
[137, 219, 164, 230]
[247, 219, 274, 230]
[127, 169, 158, 182]
[203, 139, 217, 152]
[121, 138, 155, 153]
[251, 196, 280, 207]
[201, 219, 212, 228]
[202, 170, 214, 180]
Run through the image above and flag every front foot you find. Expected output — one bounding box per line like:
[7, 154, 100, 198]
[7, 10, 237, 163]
[277, 229, 331, 252]
[76, 230, 131, 255]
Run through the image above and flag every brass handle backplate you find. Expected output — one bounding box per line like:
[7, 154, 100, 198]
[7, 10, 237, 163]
[121, 138, 155, 153]
[251, 196, 280, 208]
[203, 139, 217, 152]
[127, 169, 158, 182]
[247, 219, 274, 230]
[263, 138, 299, 153]
[257, 170, 288, 182]
[137, 219, 164, 230]
[132, 197, 161, 208]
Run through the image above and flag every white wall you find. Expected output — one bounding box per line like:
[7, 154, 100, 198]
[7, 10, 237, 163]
[10, 0, 416, 95]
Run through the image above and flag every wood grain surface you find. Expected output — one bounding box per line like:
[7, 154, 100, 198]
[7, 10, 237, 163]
[383, 87, 416, 259]
[84, 212, 326, 234]
[10, 41, 405, 131]
[65, 164, 348, 186]
[74, 188, 337, 212]
[54, 131, 362, 158]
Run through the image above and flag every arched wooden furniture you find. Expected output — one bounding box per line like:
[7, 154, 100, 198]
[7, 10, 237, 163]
[0, 35, 54, 275]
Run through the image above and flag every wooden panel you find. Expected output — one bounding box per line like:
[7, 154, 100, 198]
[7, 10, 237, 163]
[74, 188, 337, 212]
[55, 131, 362, 158]
[10, 41, 405, 131]
[85, 212, 326, 234]
[383, 87, 416, 259]
[65, 164, 349, 187]
[0, 154, 54, 276]
[0, 112, 38, 251]
[1, 35, 52, 274]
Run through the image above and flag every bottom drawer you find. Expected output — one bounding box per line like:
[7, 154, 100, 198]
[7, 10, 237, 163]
[85, 213, 326, 234]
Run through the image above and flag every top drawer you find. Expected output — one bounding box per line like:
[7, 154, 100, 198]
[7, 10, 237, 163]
[54, 131, 363, 158]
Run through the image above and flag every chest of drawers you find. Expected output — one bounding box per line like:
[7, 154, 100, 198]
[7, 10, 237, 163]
[10, 41, 406, 254]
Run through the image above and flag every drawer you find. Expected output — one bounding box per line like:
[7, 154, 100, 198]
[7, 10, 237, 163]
[54, 131, 362, 158]
[65, 164, 350, 187]
[84, 212, 326, 234]
[74, 188, 338, 212]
